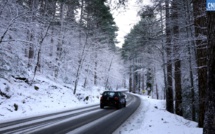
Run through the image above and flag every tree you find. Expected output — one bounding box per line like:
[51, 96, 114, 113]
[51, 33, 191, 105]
[193, 0, 207, 127]
[180, 0, 197, 121]
[73, 0, 120, 94]
[203, 11, 215, 134]
[165, 0, 174, 113]
[172, 0, 183, 116]
[0, 0, 124, 96]
[0, 0, 32, 79]
[122, 5, 164, 96]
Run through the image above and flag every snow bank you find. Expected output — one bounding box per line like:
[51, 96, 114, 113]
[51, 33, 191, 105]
[114, 94, 203, 134]
[0, 76, 105, 122]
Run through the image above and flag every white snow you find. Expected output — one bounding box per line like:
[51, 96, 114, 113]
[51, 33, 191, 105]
[114, 94, 203, 134]
[0, 76, 203, 134]
[0, 75, 102, 122]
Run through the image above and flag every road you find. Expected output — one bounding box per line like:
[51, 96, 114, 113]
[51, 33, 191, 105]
[0, 93, 141, 134]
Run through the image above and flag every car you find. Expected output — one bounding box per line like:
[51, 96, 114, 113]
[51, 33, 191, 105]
[100, 91, 126, 109]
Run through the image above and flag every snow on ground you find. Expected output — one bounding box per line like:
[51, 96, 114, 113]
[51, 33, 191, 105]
[0, 76, 203, 134]
[0, 75, 104, 122]
[114, 94, 203, 134]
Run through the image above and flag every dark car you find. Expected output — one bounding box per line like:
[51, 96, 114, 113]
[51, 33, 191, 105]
[100, 91, 126, 109]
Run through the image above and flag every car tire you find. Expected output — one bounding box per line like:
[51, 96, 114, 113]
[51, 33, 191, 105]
[116, 103, 121, 109]
[100, 104, 104, 109]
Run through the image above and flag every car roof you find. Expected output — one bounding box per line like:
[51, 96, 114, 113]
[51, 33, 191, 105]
[103, 91, 121, 93]
[104, 91, 121, 93]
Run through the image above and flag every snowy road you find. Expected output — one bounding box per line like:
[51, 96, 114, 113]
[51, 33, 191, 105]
[0, 94, 141, 134]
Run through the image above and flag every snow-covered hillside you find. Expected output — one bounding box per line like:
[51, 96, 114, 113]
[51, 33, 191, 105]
[0, 76, 202, 134]
[0, 75, 105, 121]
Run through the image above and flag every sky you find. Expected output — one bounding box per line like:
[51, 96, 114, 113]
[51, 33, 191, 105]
[111, 0, 152, 47]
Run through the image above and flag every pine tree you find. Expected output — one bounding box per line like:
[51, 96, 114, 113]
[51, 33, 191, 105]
[121, 5, 163, 95]
[203, 11, 215, 134]
[193, 0, 207, 127]
[165, 0, 174, 113]
[172, 0, 183, 116]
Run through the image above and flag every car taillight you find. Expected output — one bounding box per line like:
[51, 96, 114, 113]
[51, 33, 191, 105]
[114, 97, 119, 100]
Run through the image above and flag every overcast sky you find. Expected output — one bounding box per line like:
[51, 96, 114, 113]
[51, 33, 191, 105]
[111, 0, 151, 47]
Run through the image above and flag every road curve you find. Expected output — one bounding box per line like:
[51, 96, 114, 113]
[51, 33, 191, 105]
[0, 93, 141, 134]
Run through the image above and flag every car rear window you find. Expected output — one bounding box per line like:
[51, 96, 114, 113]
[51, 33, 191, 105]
[103, 92, 115, 97]
[108, 92, 115, 97]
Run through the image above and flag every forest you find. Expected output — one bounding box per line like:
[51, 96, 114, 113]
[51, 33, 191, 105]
[121, 0, 214, 133]
[0, 0, 214, 133]
[0, 0, 126, 94]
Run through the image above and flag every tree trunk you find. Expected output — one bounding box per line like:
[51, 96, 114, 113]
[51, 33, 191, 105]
[105, 56, 114, 89]
[156, 84, 159, 99]
[28, 0, 38, 68]
[138, 73, 141, 93]
[187, 32, 196, 121]
[159, 1, 167, 100]
[172, 0, 183, 116]
[55, 2, 65, 78]
[203, 11, 215, 134]
[175, 60, 182, 115]
[132, 60, 135, 93]
[94, 61, 97, 85]
[73, 42, 87, 94]
[193, 0, 207, 127]
[129, 63, 132, 92]
[165, 0, 174, 113]
[182, 0, 197, 121]
[73, 0, 85, 95]
[32, 23, 51, 83]
[188, 39, 196, 121]
[141, 72, 144, 94]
